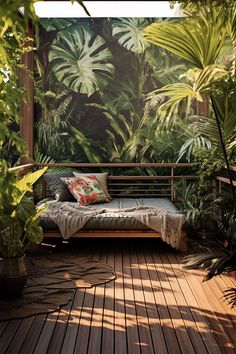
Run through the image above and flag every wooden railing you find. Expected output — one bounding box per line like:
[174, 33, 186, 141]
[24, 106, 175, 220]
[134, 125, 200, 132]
[8, 163, 34, 176]
[215, 165, 236, 184]
[34, 163, 196, 201]
[8, 162, 236, 208]
[214, 165, 236, 194]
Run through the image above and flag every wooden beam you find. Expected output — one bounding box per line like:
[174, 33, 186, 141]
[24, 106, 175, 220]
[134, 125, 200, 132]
[43, 230, 161, 238]
[20, 24, 34, 163]
[215, 176, 236, 187]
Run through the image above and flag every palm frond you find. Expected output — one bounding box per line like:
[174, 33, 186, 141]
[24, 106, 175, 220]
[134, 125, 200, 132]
[144, 7, 226, 68]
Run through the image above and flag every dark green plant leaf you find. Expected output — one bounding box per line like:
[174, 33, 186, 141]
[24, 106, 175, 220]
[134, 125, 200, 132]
[40, 19, 78, 32]
[49, 26, 114, 97]
[112, 18, 150, 54]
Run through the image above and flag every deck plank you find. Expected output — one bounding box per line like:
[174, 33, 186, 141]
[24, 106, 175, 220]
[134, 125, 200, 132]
[136, 251, 168, 354]
[130, 250, 155, 354]
[100, 249, 115, 354]
[0, 320, 21, 353]
[5, 317, 35, 354]
[0, 321, 9, 338]
[166, 252, 213, 354]
[123, 250, 141, 354]
[0, 240, 235, 354]
[175, 253, 236, 353]
[18, 314, 48, 354]
[72, 250, 100, 354]
[113, 250, 127, 354]
[46, 291, 84, 354]
[137, 252, 168, 354]
[145, 250, 182, 354]
[87, 251, 106, 354]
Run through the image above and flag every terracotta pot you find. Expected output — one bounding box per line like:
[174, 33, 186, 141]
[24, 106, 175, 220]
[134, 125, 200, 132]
[0, 256, 27, 299]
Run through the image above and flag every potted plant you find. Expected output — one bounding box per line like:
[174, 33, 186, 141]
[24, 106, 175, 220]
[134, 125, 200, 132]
[0, 165, 47, 299]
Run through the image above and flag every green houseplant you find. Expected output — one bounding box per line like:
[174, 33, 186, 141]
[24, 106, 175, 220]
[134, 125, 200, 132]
[0, 165, 47, 298]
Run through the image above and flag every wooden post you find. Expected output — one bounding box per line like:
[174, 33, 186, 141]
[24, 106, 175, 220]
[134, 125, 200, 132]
[20, 24, 34, 164]
[171, 166, 174, 201]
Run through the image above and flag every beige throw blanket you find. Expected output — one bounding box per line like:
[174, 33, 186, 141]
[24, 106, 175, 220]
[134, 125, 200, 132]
[42, 202, 187, 251]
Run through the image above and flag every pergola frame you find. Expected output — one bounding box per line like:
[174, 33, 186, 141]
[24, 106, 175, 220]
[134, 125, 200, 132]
[20, 22, 34, 162]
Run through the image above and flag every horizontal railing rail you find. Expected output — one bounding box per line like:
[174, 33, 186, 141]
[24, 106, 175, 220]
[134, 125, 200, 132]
[8, 163, 34, 173]
[214, 165, 236, 197]
[34, 162, 196, 201]
[34, 162, 194, 168]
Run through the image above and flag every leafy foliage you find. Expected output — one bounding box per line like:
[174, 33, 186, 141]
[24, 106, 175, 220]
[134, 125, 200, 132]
[0, 167, 48, 258]
[49, 26, 114, 97]
[144, 4, 236, 211]
[177, 182, 215, 230]
[144, 9, 226, 68]
[40, 18, 78, 32]
[111, 18, 150, 54]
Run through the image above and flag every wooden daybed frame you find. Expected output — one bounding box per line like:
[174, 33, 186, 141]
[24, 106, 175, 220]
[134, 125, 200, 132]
[35, 162, 196, 239]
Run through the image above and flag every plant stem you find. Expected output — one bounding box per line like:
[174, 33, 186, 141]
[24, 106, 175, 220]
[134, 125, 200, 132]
[210, 96, 236, 217]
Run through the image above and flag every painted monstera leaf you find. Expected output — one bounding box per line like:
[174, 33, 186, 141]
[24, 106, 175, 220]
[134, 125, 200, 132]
[111, 18, 150, 54]
[40, 19, 78, 31]
[49, 27, 114, 97]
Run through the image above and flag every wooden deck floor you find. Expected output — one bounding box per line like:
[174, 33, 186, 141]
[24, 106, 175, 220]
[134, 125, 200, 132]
[0, 239, 236, 354]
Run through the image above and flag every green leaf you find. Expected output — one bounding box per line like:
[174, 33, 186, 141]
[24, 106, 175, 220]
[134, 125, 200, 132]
[40, 19, 77, 32]
[144, 9, 226, 68]
[112, 18, 150, 54]
[13, 167, 48, 205]
[25, 223, 44, 244]
[49, 26, 114, 97]
[14, 196, 36, 223]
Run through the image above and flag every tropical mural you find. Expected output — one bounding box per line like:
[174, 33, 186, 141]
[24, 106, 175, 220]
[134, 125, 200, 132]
[35, 18, 189, 163]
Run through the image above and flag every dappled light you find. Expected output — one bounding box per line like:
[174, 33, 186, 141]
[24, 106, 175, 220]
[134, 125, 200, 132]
[3, 239, 233, 353]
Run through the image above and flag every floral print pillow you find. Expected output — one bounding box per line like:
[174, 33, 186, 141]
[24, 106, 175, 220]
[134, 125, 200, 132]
[61, 175, 110, 205]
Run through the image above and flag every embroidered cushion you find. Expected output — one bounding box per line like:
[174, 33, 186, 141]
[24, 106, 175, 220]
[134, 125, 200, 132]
[73, 171, 111, 200]
[61, 176, 110, 205]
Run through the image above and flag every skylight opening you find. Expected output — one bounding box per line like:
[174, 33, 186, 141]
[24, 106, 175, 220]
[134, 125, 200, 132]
[20, 1, 181, 18]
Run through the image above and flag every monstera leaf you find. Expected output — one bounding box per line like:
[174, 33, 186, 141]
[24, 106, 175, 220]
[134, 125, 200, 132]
[111, 18, 150, 54]
[40, 19, 78, 32]
[49, 27, 114, 97]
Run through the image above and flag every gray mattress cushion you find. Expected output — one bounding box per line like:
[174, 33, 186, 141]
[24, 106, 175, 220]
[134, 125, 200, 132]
[40, 197, 178, 231]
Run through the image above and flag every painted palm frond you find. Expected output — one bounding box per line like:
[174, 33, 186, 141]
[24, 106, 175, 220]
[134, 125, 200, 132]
[186, 65, 228, 92]
[144, 8, 226, 68]
[197, 103, 236, 156]
[111, 18, 150, 54]
[147, 65, 228, 127]
[178, 136, 212, 162]
[49, 27, 114, 97]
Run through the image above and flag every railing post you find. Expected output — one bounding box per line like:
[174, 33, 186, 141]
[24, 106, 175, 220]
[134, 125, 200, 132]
[171, 166, 174, 201]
